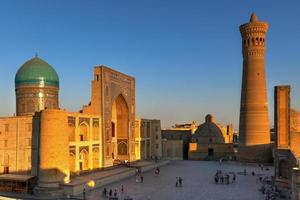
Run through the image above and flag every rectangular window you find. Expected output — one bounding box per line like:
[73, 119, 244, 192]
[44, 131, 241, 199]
[68, 117, 76, 127]
[4, 166, 9, 174]
[106, 130, 110, 141]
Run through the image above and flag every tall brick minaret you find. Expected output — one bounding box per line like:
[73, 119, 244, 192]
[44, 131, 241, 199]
[238, 13, 271, 162]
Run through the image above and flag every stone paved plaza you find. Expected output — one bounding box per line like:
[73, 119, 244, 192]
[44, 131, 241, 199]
[82, 160, 274, 200]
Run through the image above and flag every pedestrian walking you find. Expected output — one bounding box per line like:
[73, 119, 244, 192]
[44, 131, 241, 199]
[114, 189, 117, 197]
[141, 175, 144, 183]
[136, 174, 140, 183]
[121, 185, 124, 194]
[226, 174, 229, 184]
[83, 187, 86, 200]
[178, 177, 183, 187]
[103, 187, 107, 197]
[109, 189, 113, 197]
[214, 174, 218, 184]
[154, 169, 158, 176]
[233, 173, 236, 183]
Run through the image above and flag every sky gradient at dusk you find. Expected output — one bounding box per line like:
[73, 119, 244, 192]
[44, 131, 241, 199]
[0, 0, 300, 128]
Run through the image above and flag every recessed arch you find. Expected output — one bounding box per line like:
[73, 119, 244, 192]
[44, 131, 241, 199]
[92, 148, 100, 169]
[112, 94, 129, 161]
[79, 149, 89, 170]
[3, 153, 9, 166]
[79, 121, 89, 141]
[117, 141, 128, 155]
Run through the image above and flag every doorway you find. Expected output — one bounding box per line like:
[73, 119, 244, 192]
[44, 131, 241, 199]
[4, 166, 9, 174]
[208, 148, 214, 157]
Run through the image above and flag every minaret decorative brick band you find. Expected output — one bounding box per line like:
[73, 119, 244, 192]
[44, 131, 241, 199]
[238, 13, 271, 162]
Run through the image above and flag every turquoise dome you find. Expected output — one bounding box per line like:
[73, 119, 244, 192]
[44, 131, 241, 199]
[15, 57, 59, 87]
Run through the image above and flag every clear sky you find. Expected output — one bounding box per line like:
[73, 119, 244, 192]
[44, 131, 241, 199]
[0, 0, 300, 129]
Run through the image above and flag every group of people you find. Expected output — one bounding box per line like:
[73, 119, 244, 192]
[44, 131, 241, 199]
[214, 170, 236, 184]
[102, 185, 124, 199]
[260, 182, 279, 200]
[175, 177, 183, 187]
[258, 163, 270, 171]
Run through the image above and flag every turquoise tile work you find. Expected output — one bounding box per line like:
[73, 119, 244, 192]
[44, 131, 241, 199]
[15, 57, 59, 87]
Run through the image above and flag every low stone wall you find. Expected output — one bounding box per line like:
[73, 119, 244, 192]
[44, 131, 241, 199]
[138, 160, 169, 173]
[62, 160, 170, 196]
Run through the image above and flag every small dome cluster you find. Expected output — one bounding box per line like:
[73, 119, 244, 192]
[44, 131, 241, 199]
[192, 114, 225, 142]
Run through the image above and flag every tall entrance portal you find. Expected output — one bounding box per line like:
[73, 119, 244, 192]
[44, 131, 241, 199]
[112, 94, 129, 161]
[82, 66, 136, 166]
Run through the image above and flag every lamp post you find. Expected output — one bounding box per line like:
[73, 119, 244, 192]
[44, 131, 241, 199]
[83, 180, 95, 200]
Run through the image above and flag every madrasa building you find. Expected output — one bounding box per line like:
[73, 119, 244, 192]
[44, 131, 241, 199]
[0, 56, 162, 197]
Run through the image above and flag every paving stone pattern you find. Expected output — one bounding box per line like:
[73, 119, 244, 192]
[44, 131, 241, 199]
[79, 161, 274, 200]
